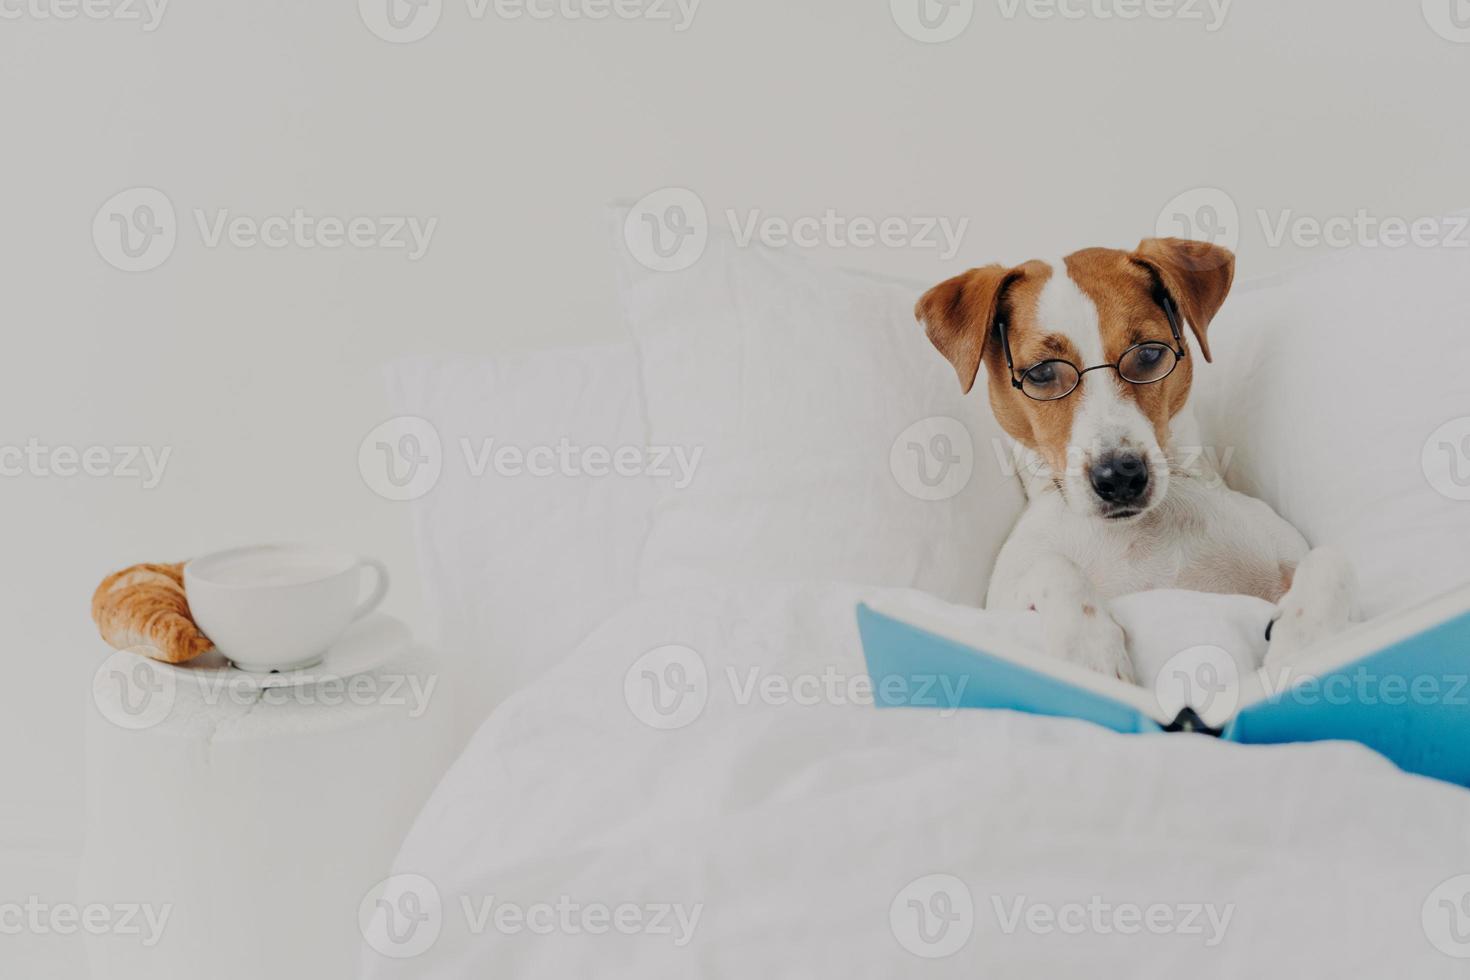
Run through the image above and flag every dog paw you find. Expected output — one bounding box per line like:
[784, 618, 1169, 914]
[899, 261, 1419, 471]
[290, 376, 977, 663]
[1045, 613, 1135, 684]
[1263, 547, 1357, 671]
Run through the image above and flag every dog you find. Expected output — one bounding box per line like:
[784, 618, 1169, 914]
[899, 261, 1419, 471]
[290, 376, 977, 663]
[917, 238, 1357, 682]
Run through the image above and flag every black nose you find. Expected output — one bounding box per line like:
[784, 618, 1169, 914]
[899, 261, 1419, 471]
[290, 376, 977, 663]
[1090, 451, 1149, 505]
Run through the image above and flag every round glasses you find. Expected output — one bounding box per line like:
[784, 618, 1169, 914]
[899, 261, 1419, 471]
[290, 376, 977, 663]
[1013, 342, 1182, 401]
[999, 293, 1189, 402]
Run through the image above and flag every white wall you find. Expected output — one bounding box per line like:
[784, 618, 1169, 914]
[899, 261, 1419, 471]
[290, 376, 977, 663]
[3, 0, 1469, 925]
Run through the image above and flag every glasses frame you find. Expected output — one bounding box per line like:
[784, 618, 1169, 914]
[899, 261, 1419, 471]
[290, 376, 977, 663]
[999, 293, 1189, 402]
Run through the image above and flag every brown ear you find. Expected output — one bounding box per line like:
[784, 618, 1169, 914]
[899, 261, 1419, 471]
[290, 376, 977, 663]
[1132, 238, 1234, 363]
[915, 264, 1019, 393]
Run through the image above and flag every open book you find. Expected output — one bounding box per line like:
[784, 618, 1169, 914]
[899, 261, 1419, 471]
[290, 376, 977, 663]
[856, 582, 1470, 787]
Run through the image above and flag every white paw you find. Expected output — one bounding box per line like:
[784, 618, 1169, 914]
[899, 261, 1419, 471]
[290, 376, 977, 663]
[1044, 611, 1135, 684]
[1263, 547, 1357, 670]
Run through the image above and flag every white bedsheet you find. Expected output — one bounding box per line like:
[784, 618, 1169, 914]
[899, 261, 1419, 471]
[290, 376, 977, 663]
[360, 583, 1470, 978]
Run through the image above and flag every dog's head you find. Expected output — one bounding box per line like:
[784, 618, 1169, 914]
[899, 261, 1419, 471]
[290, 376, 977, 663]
[918, 238, 1234, 521]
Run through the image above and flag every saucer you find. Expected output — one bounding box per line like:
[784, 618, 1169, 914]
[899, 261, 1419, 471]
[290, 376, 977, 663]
[140, 614, 411, 691]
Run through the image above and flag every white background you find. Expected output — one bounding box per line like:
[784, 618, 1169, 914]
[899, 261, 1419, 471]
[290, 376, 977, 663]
[3, 0, 1469, 962]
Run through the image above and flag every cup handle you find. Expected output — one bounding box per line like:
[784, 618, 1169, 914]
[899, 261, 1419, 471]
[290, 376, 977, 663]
[352, 558, 390, 621]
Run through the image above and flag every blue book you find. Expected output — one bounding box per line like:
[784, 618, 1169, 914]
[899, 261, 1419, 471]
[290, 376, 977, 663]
[856, 585, 1470, 787]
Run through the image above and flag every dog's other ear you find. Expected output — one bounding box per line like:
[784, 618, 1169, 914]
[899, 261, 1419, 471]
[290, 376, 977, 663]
[1131, 238, 1235, 363]
[916, 264, 1019, 393]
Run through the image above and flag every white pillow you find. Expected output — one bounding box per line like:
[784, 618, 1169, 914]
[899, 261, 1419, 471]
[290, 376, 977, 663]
[385, 346, 654, 728]
[1194, 227, 1470, 617]
[612, 207, 1026, 604]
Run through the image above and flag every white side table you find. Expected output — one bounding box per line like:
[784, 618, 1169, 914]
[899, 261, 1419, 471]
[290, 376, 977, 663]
[78, 616, 456, 980]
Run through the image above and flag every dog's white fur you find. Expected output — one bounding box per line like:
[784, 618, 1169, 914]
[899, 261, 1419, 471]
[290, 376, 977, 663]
[984, 263, 1358, 682]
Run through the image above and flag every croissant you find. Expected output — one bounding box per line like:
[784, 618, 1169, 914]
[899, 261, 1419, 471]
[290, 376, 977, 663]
[91, 562, 214, 664]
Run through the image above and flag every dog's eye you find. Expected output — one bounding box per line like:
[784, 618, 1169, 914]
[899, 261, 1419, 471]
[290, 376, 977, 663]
[1118, 343, 1178, 385]
[1020, 360, 1079, 400]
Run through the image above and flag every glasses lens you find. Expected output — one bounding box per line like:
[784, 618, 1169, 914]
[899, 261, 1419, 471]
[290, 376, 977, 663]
[1118, 343, 1177, 384]
[1021, 360, 1080, 401]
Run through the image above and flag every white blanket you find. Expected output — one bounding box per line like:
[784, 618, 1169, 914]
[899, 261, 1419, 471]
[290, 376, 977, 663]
[361, 584, 1470, 978]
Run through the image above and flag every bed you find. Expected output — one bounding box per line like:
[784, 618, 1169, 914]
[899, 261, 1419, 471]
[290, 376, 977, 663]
[359, 208, 1470, 977]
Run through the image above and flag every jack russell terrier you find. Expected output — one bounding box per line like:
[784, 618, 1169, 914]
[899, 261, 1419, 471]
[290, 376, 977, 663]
[917, 238, 1358, 683]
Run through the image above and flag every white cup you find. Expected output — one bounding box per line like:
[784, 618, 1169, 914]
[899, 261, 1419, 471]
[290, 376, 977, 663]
[184, 544, 390, 673]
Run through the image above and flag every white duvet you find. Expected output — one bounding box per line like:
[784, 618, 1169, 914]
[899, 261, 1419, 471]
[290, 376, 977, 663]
[361, 583, 1470, 979]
